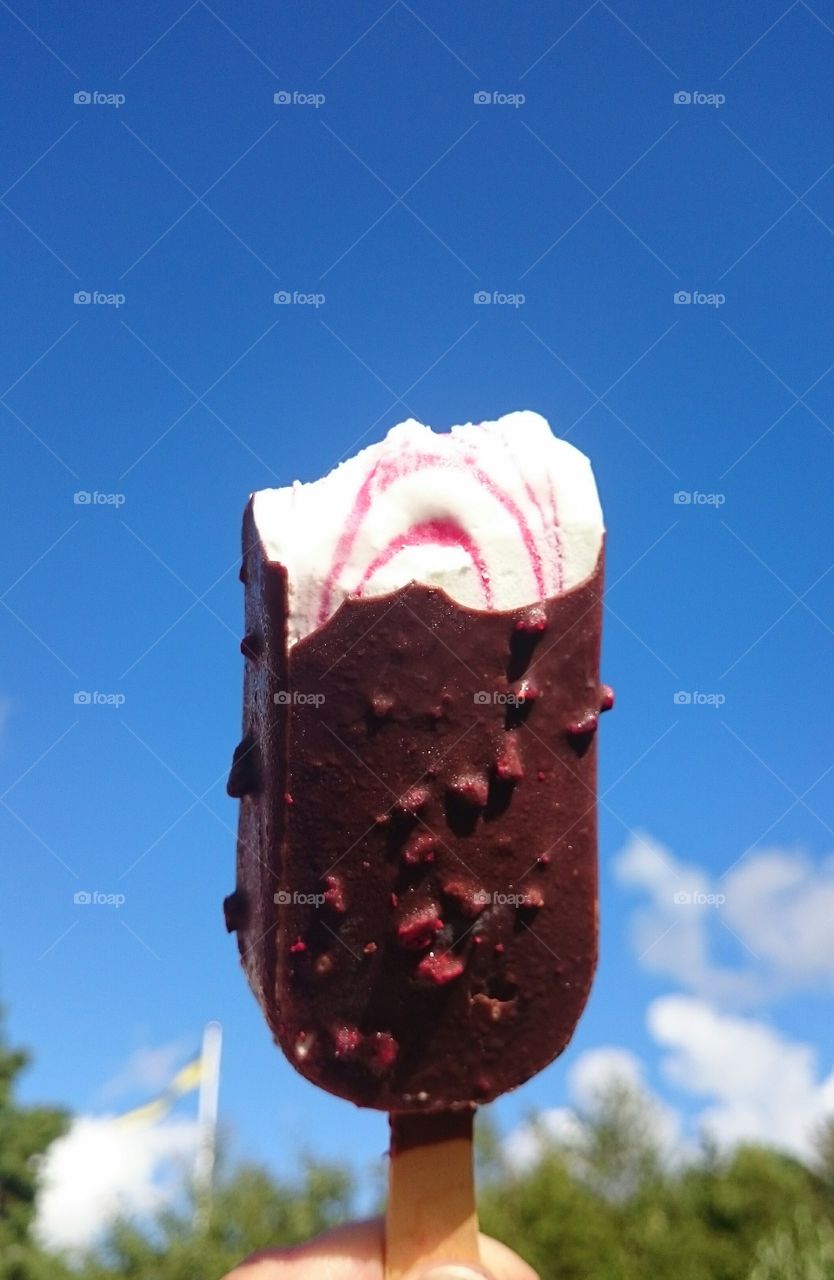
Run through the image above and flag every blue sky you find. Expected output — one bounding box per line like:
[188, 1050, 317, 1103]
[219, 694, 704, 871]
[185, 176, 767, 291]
[2, 0, 834, 1244]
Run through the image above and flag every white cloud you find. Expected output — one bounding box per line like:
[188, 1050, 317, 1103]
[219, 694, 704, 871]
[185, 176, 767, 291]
[502, 1106, 581, 1170]
[570, 1046, 644, 1103]
[724, 851, 834, 989]
[503, 833, 834, 1178]
[504, 1000, 834, 1174]
[35, 1114, 198, 1254]
[571, 1046, 683, 1161]
[614, 831, 834, 1004]
[649, 995, 834, 1159]
[503, 1045, 680, 1172]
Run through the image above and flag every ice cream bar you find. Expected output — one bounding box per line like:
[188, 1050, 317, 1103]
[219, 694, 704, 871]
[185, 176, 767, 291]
[226, 411, 608, 1112]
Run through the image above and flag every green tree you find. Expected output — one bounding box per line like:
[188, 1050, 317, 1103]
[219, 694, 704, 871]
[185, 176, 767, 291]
[0, 1007, 71, 1280]
[480, 1081, 834, 1280]
[480, 1077, 670, 1279]
[4, 1010, 832, 1280]
[750, 1207, 834, 1280]
[814, 1117, 834, 1203]
[620, 1144, 827, 1280]
[481, 1143, 622, 1280]
[563, 1075, 665, 1203]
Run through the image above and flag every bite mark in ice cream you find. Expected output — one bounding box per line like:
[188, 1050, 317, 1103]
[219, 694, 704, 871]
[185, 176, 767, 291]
[251, 411, 604, 646]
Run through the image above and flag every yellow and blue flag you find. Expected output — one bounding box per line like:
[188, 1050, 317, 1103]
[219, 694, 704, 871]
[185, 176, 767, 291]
[115, 1053, 204, 1129]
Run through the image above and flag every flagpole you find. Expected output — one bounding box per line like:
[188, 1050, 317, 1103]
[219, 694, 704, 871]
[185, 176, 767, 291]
[194, 1021, 222, 1229]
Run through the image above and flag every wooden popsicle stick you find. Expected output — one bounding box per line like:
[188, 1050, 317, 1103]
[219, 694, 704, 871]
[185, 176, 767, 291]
[385, 1109, 481, 1279]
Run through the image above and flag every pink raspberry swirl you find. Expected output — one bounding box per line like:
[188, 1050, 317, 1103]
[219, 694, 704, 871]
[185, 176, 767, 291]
[251, 412, 603, 646]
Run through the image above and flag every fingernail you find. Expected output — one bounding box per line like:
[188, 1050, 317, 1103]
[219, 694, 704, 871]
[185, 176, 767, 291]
[417, 1266, 493, 1280]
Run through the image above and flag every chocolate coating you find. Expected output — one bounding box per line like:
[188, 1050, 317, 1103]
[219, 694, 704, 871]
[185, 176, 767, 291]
[228, 501, 606, 1111]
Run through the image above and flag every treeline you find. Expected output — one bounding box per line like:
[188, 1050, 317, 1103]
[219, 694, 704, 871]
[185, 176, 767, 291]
[3, 1014, 834, 1280]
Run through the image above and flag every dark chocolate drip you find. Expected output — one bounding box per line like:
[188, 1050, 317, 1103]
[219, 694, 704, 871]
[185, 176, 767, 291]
[226, 735, 261, 798]
[389, 1107, 475, 1157]
[223, 889, 247, 933]
[240, 632, 261, 661]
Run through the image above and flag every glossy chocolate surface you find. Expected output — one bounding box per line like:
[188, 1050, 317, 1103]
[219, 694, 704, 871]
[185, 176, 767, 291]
[227, 501, 607, 1111]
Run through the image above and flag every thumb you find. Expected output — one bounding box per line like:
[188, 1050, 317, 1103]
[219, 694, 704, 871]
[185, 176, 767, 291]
[414, 1235, 539, 1279]
[224, 1219, 538, 1280]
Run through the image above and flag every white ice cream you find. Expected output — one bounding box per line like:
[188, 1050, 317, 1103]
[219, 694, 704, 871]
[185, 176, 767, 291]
[252, 411, 604, 647]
